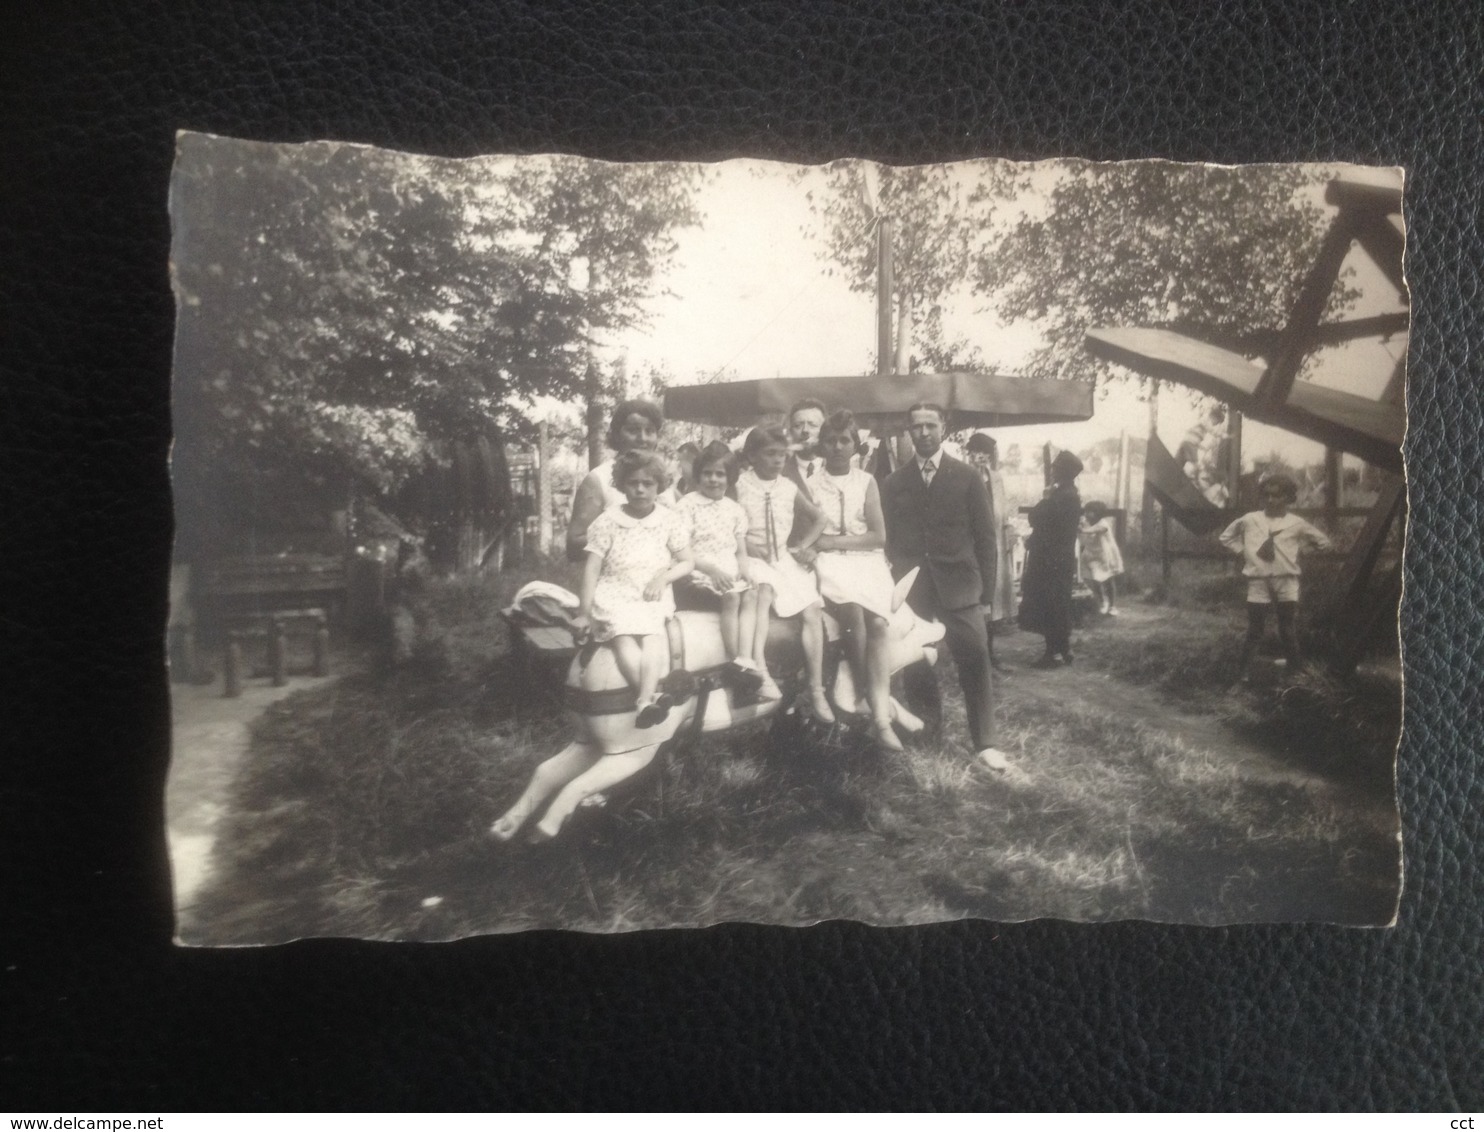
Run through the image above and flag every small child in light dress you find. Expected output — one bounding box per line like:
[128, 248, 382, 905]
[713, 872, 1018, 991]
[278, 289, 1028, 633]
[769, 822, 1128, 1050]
[805, 410, 903, 751]
[1218, 472, 1333, 677]
[573, 450, 695, 728]
[675, 441, 762, 690]
[734, 424, 833, 720]
[1079, 501, 1124, 615]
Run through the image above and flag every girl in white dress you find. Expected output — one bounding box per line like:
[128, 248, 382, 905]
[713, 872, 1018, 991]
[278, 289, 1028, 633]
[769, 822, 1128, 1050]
[804, 410, 902, 750]
[1079, 501, 1125, 615]
[675, 441, 760, 684]
[734, 425, 833, 720]
[573, 450, 695, 728]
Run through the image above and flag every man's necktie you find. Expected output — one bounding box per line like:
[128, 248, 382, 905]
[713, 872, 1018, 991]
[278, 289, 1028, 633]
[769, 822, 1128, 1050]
[921, 459, 935, 488]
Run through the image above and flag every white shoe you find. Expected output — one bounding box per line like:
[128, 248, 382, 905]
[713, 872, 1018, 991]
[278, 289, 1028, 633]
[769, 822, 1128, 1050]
[757, 676, 784, 701]
[1106, 608, 1120, 617]
[977, 747, 1010, 772]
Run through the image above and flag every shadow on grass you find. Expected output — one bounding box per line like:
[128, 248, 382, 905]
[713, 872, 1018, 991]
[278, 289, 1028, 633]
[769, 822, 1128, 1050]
[183, 566, 1402, 943]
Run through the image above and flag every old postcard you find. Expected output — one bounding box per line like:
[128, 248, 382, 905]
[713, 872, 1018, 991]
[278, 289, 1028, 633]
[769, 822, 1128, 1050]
[166, 134, 1404, 942]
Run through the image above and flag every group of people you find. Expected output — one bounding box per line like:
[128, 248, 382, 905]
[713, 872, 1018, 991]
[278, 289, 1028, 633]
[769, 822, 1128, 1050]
[564, 397, 1037, 769]
[558, 394, 1334, 772]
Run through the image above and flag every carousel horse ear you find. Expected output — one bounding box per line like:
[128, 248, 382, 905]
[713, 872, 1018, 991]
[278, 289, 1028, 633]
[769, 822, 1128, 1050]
[891, 567, 919, 613]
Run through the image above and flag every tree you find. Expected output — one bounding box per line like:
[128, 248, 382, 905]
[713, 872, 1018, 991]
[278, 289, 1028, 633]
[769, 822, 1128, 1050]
[974, 161, 1359, 386]
[170, 136, 703, 555]
[802, 160, 1024, 371]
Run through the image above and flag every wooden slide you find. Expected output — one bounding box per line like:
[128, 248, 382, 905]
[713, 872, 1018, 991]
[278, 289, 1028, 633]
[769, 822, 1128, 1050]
[1142, 435, 1228, 536]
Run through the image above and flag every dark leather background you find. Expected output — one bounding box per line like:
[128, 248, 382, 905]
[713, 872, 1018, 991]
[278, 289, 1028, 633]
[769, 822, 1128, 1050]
[3, 0, 1481, 1111]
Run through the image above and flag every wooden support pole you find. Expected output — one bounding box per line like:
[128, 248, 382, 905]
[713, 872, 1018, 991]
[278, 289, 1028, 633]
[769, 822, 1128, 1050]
[584, 361, 604, 470]
[1160, 502, 1171, 590]
[1324, 447, 1342, 527]
[1141, 381, 1159, 555]
[877, 216, 894, 377]
[269, 620, 287, 687]
[1257, 212, 1358, 409]
[1354, 212, 1407, 295]
[1381, 353, 1406, 405]
[1115, 430, 1129, 510]
[1226, 410, 1242, 504]
[224, 639, 243, 698]
[1330, 475, 1406, 620]
[536, 421, 553, 557]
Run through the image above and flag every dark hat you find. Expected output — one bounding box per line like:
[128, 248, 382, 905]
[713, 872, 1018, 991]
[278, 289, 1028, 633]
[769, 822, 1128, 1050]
[1050, 449, 1084, 481]
[965, 430, 997, 454]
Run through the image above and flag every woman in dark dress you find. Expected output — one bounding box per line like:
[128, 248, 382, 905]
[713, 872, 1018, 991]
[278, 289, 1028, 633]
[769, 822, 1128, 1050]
[1018, 449, 1084, 667]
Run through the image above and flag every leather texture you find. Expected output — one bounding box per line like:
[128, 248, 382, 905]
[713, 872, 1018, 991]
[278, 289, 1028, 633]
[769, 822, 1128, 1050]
[3, 0, 1481, 1111]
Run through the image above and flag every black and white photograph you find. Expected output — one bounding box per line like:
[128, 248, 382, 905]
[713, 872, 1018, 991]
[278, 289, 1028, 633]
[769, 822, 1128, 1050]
[166, 134, 1406, 943]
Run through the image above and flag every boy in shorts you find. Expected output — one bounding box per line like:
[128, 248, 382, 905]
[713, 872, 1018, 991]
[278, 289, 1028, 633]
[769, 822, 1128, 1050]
[1219, 472, 1333, 678]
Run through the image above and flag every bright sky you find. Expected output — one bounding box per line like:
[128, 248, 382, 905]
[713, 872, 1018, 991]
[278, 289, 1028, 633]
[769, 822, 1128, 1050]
[593, 157, 1405, 473]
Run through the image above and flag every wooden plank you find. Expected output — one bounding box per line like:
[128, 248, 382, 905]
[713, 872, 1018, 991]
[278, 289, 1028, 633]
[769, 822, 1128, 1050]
[1324, 172, 1403, 215]
[1355, 211, 1407, 295]
[1086, 328, 1263, 400]
[1141, 434, 1228, 536]
[1256, 211, 1359, 408]
[1304, 311, 1409, 346]
[1085, 327, 1403, 472]
[1326, 475, 1406, 622]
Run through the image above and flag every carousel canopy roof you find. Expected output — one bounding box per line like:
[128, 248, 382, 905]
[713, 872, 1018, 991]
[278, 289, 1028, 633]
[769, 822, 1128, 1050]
[663, 371, 1095, 430]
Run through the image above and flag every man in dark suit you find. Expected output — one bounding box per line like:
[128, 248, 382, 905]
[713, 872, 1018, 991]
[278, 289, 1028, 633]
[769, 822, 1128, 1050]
[881, 403, 1009, 770]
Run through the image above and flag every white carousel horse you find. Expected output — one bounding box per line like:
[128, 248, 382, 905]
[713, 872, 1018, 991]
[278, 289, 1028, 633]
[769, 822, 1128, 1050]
[490, 570, 943, 842]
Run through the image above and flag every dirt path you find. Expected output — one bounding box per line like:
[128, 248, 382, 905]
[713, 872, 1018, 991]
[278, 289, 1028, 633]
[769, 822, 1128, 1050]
[167, 672, 339, 933]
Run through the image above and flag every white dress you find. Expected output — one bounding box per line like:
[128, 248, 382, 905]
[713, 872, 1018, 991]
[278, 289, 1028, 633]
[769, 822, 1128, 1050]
[585, 504, 689, 640]
[734, 469, 820, 618]
[1079, 516, 1125, 583]
[675, 492, 749, 595]
[808, 466, 896, 621]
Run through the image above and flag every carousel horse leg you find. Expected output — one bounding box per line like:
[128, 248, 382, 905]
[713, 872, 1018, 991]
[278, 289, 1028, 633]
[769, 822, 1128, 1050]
[889, 696, 926, 735]
[865, 613, 903, 751]
[490, 741, 601, 841]
[532, 744, 663, 840]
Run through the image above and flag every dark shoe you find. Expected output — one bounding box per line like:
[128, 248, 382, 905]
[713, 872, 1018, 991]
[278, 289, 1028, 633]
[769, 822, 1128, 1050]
[728, 660, 765, 694]
[1031, 654, 1062, 670]
[636, 694, 673, 729]
[659, 669, 698, 701]
[1060, 652, 1074, 665]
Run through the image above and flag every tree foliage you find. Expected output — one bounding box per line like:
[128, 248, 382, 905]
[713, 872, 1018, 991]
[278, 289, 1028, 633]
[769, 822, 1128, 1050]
[975, 161, 1357, 384]
[802, 160, 1023, 371]
[170, 135, 702, 550]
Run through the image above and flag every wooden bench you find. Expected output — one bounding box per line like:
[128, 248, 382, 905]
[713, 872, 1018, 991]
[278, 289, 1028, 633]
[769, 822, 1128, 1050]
[197, 555, 346, 697]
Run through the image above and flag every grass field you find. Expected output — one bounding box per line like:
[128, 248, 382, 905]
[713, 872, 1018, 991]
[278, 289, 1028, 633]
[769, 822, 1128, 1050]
[181, 558, 1402, 943]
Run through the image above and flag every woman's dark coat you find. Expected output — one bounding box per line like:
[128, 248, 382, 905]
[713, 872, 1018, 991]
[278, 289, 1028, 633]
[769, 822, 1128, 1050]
[1017, 483, 1081, 641]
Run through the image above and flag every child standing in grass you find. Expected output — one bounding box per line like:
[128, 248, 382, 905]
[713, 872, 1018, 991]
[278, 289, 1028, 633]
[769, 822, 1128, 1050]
[1079, 501, 1124, 616]
[675, 441, 761, 690]
[735, 424, 833, 720]
[573, 450, 695, 728]
[1219, 472, 1332, 677]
